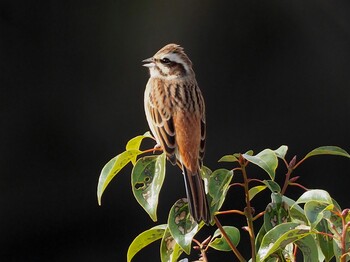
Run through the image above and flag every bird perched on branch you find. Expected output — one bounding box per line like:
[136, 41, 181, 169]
[142, 43, 210, 224]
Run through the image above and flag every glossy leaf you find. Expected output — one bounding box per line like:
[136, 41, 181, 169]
[331, 213, 350, 262]
[126, 131, 152, 150]
[264, 193, 289, 232]
[255, 224, 267, 252]
[167, 199, 201, 254]
[245, 150, 254, 156]
[209, 226, 240, 251]
[218, 154, 238, 163]
[126, 131, 153, 165]
[265, 258, 278, 262]
[263, 180, 281, 193]
[282, 196, 307, 224]
[131, 153, 166, 221]
[332, 227, 350, 262]
[256, 222, 310, 262]
[208, 169, 233, 214]
[332, 198, 342, 212]
[97, 149, 141, 205]
[333, 239, 342, 262]
[200, 166, 212, 193]
[127, 224, 166, 262]
[248, 185, 267, 201]
[274, 145, 288, 159]
[303, 146, 350, 160]
[327, 210, 343, 239]
[316, 219, 334, 262]
[243, 149, 278, 180]
[296, 189, 333, 205]
[295, 234, 320, 262]
[304, 201, 333, 228]
[283, 243, 295, 261]
[160, 226, 183, 262]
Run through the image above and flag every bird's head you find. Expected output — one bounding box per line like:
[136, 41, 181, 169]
[142, 44, 194, 79]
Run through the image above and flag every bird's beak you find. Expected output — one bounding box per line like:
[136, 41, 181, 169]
[142, 57, 155, 67]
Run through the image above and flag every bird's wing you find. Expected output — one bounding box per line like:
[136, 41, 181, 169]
[197, 85, 206, 167]
[147, 89, 177, 165]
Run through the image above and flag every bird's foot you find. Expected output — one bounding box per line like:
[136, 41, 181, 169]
[153, 144, 161, 154]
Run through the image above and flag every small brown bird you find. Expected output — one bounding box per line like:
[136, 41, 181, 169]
[142, 44, 210, 224]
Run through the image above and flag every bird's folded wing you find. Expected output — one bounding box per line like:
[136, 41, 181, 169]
[148, 101, 177, 165]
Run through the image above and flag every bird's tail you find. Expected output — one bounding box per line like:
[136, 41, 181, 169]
[183, 167, 211, 224]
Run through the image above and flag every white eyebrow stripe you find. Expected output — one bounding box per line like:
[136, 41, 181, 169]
[162, 53, 189, 72]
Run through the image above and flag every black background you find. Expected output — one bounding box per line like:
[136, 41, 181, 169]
[2, 1, 350, 261]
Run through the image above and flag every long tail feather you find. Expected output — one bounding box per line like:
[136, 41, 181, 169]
[183, 167, 211, 224]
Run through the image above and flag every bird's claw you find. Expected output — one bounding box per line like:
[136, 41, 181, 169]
[153, 144, 161, 154]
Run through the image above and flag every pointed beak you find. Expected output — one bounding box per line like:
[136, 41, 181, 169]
[142, 57, 155, 67]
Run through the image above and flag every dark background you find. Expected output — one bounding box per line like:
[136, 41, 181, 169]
[1, 1, 350, 261]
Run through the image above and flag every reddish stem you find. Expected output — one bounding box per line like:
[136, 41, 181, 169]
[252, 211, 265, 221]
[216, 209, 245, 216]
[247, 178, 265, 184]
[340, 217, 350, 262]
[289, 182, 308, 191]
[230, 183, 245, 188]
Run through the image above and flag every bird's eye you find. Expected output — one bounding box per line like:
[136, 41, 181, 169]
[160, 58, 171, 64]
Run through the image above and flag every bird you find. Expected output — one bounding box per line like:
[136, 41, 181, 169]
[142, 43, 210, 224]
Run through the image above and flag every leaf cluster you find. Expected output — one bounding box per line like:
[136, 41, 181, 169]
[97, 133, 350, 262]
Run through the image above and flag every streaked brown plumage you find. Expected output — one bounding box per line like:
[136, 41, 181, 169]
[142, 44, 210, 224]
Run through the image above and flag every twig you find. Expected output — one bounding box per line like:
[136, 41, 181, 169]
[192, 238, 209, 262]
[281, 168, 293, 195]
[252, 211, 265, 221]
[289, 183, 308, 191]
[240, 158, 256, 262]
[215, 209, 245, 216]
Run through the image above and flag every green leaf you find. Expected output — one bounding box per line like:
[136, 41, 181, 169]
[248, 185, 267, 201]
[282, 196, 307, 224]
[265, 258, 279, 262]
[255, 224, 267, 252]
[160, 226, 183, 262]
[201, 166, 212, 180]
[126, 132, 153, 165]
[263, 180, 281, 193]
[283, 243, 295, 261]
[264, 193, 290, 232]
[127, 224, 167, 262]
[97, 149, 141, 205]
[209, 226, 240, 251]
[332, 198, 342, 212]
[208, 169, 233, 214]
[329, 211, 350, 262]
[200, 166, 212, 194]
[333, 238, 342, 262]
[274, 145, 288, 159]
[327, 210, 343, 238]
[316, 219, 334, 262]
[296, 189, 333, 205]
[126, 131, 153, 150]
[256, 222, 310, 262]
[131, 153, 166, 221]
[295, 234, 320, 262]
[167, 198, 201, 254]
[304, 201, 333, 228]
[218, 154, 238, 163]
[245, 150, 254, 156]
[303, 146, 350, 160]
[332, 228, 350, 262]
[243, 149, 278, 180]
